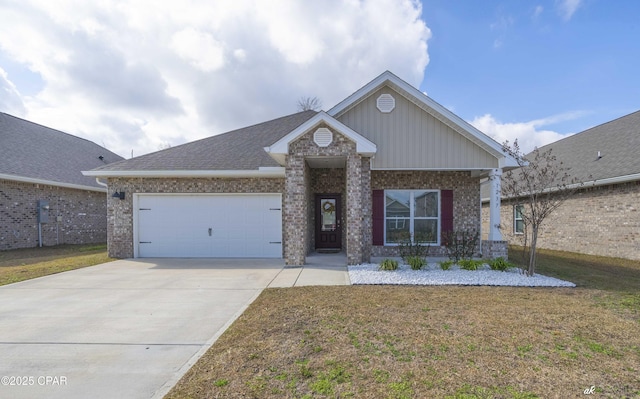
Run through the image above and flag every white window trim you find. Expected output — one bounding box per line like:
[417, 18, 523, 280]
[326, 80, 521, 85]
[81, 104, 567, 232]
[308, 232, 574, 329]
[383, 189, 441, 246]
[514, 204, 524, 235]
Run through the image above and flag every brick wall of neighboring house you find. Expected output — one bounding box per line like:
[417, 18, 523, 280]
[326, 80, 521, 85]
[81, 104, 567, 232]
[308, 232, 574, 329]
[481, 181, 640, 261]
[371, 170, 481, 257]
[0, 179, 107, 250]
[105, 177, 285, 258]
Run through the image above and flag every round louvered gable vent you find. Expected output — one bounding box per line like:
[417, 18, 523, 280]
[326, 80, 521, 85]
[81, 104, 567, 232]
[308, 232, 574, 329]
[377, 93, 395, 113]
[313, 128, 333, 147]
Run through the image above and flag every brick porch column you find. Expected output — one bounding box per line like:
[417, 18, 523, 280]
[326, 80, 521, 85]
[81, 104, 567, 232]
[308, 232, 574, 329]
[284, 154, 307, 265]
[346, 153, 364, 265]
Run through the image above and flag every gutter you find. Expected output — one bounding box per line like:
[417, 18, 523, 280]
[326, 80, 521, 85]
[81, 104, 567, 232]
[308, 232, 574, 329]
[481, 172, 640, 203]
[81, 167, 287, 179]
[0, 173, 106, 192]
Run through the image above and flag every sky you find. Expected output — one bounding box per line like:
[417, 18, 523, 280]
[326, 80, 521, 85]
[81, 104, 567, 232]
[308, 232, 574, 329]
[1, 0, 638, 159]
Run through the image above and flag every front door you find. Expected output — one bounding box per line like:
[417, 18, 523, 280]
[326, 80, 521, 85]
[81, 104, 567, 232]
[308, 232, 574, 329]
[315, 194, 342, 249]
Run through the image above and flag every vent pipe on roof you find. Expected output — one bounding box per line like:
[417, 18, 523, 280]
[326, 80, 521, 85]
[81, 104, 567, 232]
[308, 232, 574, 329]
[597, 151, 602, 160]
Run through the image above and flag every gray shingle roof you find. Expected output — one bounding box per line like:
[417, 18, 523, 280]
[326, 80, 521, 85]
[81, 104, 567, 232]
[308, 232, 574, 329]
[0, 112, 124, 189]
[481, 110, 640, 199]
[534, 110, 640, 183]
[93, 110, 317, 172]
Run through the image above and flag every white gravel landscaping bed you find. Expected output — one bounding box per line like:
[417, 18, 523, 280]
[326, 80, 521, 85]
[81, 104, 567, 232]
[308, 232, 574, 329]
[348, 263, 576, 287]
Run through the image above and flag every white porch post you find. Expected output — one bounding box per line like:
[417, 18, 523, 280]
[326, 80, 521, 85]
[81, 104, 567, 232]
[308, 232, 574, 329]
[488, 168, 503, 241]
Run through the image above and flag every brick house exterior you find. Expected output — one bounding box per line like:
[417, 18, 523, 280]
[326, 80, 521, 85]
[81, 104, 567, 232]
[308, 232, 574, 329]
[1, 113, 123, 250]
[481, 110, 640, 261]
[86, 71, 518, 264]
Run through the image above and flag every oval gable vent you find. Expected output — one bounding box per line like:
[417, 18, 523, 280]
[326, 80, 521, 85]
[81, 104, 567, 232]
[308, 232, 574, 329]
[313, 127, 333, 147]
[377, 93, 395, 113]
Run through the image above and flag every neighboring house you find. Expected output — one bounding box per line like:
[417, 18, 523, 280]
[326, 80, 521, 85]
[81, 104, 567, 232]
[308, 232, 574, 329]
[0, 113, 124, 250]
[84, 71, 519, 265]
[481, 110, 640, 261]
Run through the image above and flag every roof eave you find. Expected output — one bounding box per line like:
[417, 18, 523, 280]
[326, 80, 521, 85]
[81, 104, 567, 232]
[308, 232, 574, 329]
[81, 168, 286, 179]
[264, 111, 377, 163]
[0, 173, 106, 192]
[328, 70, 519, 166]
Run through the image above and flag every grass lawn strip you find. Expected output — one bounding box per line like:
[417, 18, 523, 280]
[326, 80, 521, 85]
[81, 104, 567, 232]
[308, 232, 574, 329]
[0, 244, 113, 286]
[167, 247, 640, 399]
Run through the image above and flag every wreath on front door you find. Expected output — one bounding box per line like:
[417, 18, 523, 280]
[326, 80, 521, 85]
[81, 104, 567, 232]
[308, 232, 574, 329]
[322, 201, 335, 214]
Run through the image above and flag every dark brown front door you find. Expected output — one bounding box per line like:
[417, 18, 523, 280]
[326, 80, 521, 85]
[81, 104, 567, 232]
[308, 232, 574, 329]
[315, 194, 342, 249]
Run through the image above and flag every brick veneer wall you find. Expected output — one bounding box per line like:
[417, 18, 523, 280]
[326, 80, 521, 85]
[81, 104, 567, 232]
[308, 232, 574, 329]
[371, 171, 480, 257]
[481, 181, 640, 261]
[285, 125, 363, 265]
[1, 179, 107, 250]
[105, 177, 284, 258]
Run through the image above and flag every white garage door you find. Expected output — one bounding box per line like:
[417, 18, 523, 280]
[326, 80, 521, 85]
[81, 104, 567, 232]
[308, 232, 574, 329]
[136, 194, 282, 258]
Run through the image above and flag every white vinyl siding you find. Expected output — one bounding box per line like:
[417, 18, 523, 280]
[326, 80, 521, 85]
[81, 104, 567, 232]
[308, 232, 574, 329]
[337, 87, 499, 170]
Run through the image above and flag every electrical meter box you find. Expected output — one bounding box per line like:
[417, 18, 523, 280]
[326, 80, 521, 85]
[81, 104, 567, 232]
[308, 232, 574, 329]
[37, 200, 50, 223]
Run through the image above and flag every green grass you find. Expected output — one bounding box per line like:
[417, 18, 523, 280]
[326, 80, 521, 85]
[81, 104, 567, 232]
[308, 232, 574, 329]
[167, 247, 640, 398]
[0, 244, 113, 286]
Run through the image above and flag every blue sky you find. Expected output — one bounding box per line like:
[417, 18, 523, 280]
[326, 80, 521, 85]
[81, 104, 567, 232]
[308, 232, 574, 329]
[0, 0, 638, 158]
[421, 0, 640, 149]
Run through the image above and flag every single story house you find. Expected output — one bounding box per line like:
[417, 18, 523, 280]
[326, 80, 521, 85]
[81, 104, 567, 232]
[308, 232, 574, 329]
[84, 71, 519, 265]
[0, 112, 123, 250]
[481, 110, 640, 261]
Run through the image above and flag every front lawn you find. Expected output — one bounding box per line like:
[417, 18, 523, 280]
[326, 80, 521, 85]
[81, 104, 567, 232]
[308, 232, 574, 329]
[0, 244, 113, 286]
[166, 247, 640, 398]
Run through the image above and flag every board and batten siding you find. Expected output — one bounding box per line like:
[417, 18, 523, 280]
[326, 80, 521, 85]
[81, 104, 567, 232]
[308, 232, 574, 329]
[337, 87, 499, 170]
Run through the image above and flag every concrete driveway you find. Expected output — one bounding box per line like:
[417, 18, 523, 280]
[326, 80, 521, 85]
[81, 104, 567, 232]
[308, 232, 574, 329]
[0, 258, 291, 399]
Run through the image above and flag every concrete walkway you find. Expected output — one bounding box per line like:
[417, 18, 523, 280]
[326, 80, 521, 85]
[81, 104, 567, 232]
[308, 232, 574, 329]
[0, 257, 349, 399]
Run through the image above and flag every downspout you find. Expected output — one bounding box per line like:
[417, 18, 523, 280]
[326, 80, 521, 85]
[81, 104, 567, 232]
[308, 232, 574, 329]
[95, 178, 108, 188]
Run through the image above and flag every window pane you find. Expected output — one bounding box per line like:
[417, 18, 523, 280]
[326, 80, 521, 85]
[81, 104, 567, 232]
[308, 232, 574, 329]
[515, 205, 523, 219]
[414, 191, 438, 217]
[414, 219, 438, 243]
[386, 219, 410, 243]
[320, 198, 336, 232]
[515, 220, 524, 234]
[386, 191, 410, 217]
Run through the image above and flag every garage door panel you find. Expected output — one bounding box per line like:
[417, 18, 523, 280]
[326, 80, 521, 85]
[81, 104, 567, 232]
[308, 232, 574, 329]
[137, 194, 282, 258]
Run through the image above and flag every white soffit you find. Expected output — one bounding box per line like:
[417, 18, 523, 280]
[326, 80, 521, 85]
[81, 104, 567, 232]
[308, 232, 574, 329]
[313, 127, 333, 147]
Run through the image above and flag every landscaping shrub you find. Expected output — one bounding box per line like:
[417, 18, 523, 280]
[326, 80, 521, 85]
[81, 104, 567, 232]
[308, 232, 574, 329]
[406, 256, 426, 270]
[442, 230, 479, 263]
[395, 232, 432, 262]
[489, 257, 515, 271]
[458, 259, 485, 271]
[439, 260, 454, 270]
[378, 259, 398, 271]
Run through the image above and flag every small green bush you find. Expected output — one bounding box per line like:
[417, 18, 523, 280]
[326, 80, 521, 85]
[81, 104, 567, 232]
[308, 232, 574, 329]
[439, 260, 454, 270]
[458, 259, 484, 271]
[489, 257, 515, 271]
[406, 256, 426, 270]
[379, 259, 399, 271]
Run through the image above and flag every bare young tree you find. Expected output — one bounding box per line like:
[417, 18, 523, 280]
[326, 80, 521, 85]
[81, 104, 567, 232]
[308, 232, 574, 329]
[501, 139, 587, 276]
[296, 96, 322, 111]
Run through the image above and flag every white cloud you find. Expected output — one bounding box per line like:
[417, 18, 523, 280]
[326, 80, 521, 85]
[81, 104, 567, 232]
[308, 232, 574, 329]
[0, 0, 430, 158]
[170, 28, 225, 72]
[556, 0, 583, 21]
[470, 112, 583, 153]
[533, 5, 544, 18]
[0, 68, 26, 115]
